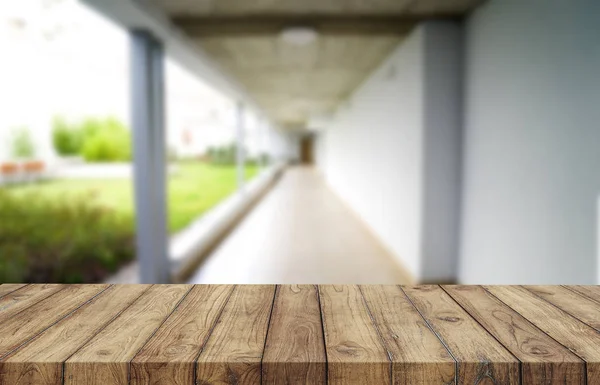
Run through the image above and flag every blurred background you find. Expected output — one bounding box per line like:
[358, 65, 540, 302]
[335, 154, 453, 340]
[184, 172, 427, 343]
[0, 0, 598, 285]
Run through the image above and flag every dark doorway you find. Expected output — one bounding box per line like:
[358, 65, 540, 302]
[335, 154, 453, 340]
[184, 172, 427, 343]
[300, 136, 314, 164]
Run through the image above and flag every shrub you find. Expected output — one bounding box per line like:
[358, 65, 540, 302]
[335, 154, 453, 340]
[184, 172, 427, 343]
[10, 127, 35, 159]
[206, 146, 217, 161]
[0, 190, 135, 283]
[79, 117, 105, 140]
[52, 117, 83, 156]
[80, 117, 132, 162]
[50, 116, 132, 161]
[258, 152, 271, 166]
[206, 142, 240, 166]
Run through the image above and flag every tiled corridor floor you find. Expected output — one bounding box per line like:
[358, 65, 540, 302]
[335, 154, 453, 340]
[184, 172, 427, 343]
[189, 166, 412, 284]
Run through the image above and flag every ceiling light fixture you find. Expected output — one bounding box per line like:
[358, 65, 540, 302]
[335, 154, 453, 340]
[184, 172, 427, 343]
[280, 26, 318, 46]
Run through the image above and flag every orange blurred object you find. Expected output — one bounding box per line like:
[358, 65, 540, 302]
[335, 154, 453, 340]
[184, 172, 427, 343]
[0, 162, 19, 175]
[23, 161, 45, 173]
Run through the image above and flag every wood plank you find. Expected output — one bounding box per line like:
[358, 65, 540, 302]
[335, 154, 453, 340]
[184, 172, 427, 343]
[0, 285, 148, 385]
[359, 285, 455, 385]
[318, 285, 390, 385]
[444, 285, 584, 385]
[566, 285, 600, 304]
[131, 285, 234, 385]
[196, 285, 275, 384]
[0, 284, 64, 324]
[525, 285, 600, 330]
[262, 285, 326, 385]
[0, 284, 27, 299]
[486, 285, 600, 383]
[65, 285, 191, 385]
[403, 285, 519, 385]
[3, 284, 600, 385]
[0, 284, 108, 360]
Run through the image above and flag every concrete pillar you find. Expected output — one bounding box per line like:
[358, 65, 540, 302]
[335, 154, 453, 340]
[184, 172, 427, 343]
[130, 30, 170, 284]
[235, 101, 246, 190]
[419, 21, 463, 283]
[259, 117, 269, 169]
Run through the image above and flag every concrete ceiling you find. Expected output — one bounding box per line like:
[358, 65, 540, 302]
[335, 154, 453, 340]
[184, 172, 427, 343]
[146, 0, 483, 129]
[197, 35, 402, 127]
[147, 0, 481, 16]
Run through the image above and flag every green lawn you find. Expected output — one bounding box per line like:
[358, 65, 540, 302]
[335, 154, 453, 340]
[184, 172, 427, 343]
[7, 162, 259, 233]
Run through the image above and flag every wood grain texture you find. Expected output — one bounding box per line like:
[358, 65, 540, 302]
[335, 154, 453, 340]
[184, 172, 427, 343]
[444, 285, 584, 385]
[402, 285, 519, 385]
[0, 284, 108, 360]
[360, 285, 455, 385]
[318, 285, 390, 385]
[196, 285, 275, 385]
[65, 285, 192, 385]
[131, 285, 234, 385]
[0, 284, 64, 325]
[567, 285, 600, 304]
[486, 285, 600, 383]
[2, 284, 600, 385]
[262, 285, 326, 385]
[0, 284, 27, 299]
[0, 285, 148, 385]
[525, 285, 600, 330]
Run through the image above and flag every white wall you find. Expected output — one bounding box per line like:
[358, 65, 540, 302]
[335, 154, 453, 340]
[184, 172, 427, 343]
[269, 128, 299, 163]
[460, 0, 600, 284]
[318, 22, 462, 281]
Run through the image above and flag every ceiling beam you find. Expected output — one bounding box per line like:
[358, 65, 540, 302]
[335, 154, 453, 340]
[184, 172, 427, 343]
[172, 15, 460, 37]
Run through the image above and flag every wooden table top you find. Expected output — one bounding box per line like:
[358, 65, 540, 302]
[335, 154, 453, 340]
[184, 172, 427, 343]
[0, 284, 598, 385]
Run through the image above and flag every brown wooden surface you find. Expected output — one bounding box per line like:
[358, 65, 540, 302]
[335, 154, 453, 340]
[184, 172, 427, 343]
[444, 285, 584, 384]
[0, 284, 27, 299]
[196, 285, 274, 384]
[486, 285, 600, 383]
[130, 285, 233, 385]
[319, 285, 390, 385]
[1, 285, 147, 385]
[524, 285, 600, 331]
[0, 284, 64, 325]
[567, 285, 600, 304]
[1, 284, 600, 384]
[65, 285, 192, 385]
[262, 285, 326, 384]
[0, 285, 108, 361]
[403, 285, 519, 384]
[360, 285, 455, 385]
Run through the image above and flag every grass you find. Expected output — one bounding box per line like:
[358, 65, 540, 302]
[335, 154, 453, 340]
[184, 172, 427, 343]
[6, 162, 259, 233]
[0, 190, 136, 282]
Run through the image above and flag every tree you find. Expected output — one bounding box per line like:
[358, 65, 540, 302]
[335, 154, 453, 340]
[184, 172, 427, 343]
[11, 127, 36, 159]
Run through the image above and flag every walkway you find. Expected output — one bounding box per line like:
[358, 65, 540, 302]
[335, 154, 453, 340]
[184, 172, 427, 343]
[189, 166, 412, 284]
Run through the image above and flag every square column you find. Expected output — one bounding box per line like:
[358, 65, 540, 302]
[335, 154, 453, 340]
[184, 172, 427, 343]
[235, 101, 246, 191]
[130, 30, 170, 283]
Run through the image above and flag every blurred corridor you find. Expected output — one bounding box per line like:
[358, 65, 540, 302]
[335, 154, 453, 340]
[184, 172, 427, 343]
[189, 166, 412, 284]
[2, 0, 599, 286]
